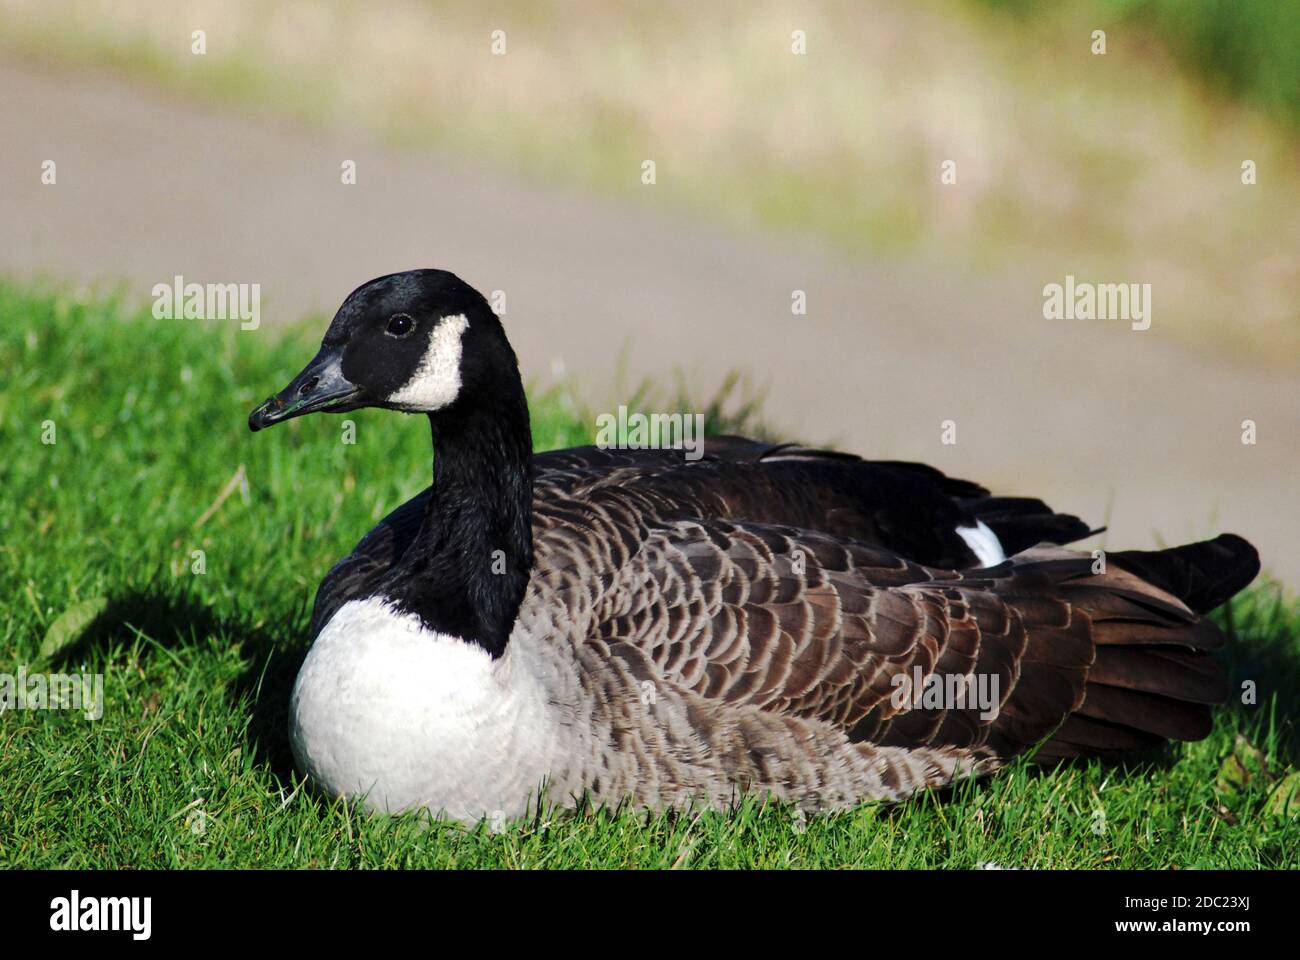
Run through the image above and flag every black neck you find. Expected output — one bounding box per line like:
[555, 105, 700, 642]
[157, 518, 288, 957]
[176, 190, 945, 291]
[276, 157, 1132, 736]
[386, 388, 534, 658]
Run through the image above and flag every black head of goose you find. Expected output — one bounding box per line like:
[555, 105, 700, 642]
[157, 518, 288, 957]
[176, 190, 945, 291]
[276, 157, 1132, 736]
[251, 269, 533, 660]
[250, 269, 1260, 823]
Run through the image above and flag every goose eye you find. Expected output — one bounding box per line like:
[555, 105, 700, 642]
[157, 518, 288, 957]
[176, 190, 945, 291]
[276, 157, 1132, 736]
[385, 314, 415, 338]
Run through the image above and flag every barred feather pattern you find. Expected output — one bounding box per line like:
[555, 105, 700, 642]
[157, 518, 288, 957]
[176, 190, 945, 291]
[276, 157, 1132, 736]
[308, 439, 1240, 810]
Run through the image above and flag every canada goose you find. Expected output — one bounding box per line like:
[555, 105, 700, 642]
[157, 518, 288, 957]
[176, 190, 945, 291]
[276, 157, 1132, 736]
[248, 269, 1260, 823]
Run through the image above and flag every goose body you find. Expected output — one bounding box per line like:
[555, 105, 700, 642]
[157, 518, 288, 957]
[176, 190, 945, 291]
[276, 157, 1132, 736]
[250, 269, 1260, 822]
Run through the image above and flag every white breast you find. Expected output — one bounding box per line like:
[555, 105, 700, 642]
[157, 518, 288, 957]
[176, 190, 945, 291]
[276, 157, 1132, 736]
[289, 596, 558, 822]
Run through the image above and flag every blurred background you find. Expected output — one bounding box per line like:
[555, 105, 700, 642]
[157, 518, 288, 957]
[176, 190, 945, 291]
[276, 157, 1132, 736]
[2, 0, 1296, 578]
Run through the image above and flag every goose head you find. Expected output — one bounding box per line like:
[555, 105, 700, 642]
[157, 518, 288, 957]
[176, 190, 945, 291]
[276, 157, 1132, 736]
[250, 269, 535, 661]
[248, 269, 521, 431]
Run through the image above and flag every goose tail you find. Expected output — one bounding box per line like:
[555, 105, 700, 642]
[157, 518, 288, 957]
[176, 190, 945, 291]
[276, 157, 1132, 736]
[990, 534, 1258, 762]
[1106, 533, 1260, 615]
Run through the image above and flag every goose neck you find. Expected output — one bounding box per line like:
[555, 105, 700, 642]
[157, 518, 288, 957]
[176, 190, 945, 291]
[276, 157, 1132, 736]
[388, 396, 534, 658]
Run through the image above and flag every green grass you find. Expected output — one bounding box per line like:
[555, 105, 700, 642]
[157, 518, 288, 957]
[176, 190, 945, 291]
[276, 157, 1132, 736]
[1, 283, 1297, 869]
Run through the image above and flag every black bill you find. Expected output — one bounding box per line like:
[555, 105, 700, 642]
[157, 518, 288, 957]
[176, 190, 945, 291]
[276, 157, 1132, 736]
[248, 344, 363, 431]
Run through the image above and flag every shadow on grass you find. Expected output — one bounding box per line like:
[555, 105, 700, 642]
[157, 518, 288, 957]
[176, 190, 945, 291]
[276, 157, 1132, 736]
[46, 590, 222, 665]
[1217, 583, 1300, 765]
[228, 629, 305, 783]
[47, 587, 305, 783]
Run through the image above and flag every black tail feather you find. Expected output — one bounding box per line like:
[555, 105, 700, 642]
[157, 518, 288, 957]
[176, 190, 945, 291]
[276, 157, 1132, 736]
[1109, 533, 1260, 615]
[1020, 534, 1258, 762]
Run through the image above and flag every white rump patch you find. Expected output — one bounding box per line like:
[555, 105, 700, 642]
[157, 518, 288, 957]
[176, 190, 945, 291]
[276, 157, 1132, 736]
[956, 520, 1006, 567]
[387, 313, 470, 411]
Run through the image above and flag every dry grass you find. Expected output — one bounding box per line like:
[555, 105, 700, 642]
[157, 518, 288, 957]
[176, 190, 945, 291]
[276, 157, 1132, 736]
[2, 0, 1297, 363]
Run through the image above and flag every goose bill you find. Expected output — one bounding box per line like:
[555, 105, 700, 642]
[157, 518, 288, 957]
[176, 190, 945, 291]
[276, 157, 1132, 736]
[248, 345, 363, 431]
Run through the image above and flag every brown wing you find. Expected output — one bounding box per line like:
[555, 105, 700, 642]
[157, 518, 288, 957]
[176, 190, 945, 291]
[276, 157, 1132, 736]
[535, 435, 1091, 565]
[535, 496, 1228, 762]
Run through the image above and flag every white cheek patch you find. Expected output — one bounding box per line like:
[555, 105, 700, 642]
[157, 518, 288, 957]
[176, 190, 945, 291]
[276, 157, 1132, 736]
[387, 313, 470, 411]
